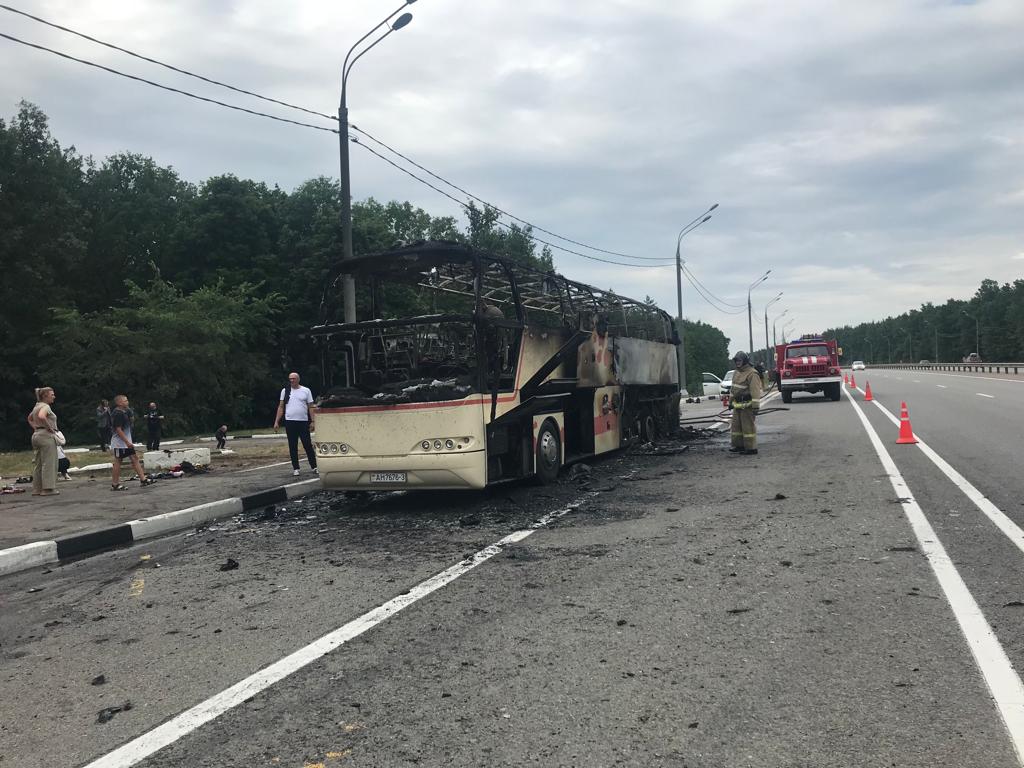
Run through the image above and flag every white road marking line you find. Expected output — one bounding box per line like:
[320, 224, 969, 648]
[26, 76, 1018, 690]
[852, 387, 1024, 559]
[978, 393, 995, 399]
[902, 370, 1024, 385]
[913, 379, 921, 383]
[937, 385, 947, 389]
[83, 497, 590, 768]
[845, 389, 1024, 763]
[236, 461, 292, 473]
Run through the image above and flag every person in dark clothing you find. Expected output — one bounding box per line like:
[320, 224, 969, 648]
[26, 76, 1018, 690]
[96, 399, 112, 451]
[145, 401, 164, 450]
[215, 424, 228, 449]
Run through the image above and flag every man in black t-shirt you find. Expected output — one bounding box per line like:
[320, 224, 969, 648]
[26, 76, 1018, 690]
[146, 402, 164, 450]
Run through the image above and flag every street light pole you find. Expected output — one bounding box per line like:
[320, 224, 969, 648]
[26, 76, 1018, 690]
[747, 270, 771, 358]
[339, 2, 416, 324]
[674, 204, 717, 394]
[884, 335, 892, 363]
[772, 309, 788, 351]
[962, 310, 980, 356]
[763, 292, 782, 369]
[781, 319, 796, 343]
[905, 329, 913, 362]
[923, 321, 938, 361]
[863, 337, 873, 363]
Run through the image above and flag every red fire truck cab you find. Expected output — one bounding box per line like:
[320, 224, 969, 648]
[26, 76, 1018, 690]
[775, 334, 843, 403]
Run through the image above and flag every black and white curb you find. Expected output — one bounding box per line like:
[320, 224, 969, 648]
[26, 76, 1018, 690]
[0, 479, 319, 578]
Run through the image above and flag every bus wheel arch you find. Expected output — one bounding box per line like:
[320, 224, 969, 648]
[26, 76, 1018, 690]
[535, 418, 562, 484]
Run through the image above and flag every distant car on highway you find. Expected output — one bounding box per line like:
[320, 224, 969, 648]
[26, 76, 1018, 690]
[918, 360, 931, 365]
[963, 352, 982, 363]
[851, 360, 866, 371]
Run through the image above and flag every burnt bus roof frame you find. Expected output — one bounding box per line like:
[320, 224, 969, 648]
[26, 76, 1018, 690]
[313, 241, 674, 340]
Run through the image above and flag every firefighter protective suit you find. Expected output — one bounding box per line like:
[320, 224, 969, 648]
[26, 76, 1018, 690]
[730, 359, 763, 454]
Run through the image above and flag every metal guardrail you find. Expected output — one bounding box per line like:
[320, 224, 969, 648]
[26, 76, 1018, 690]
[866, 363, 1024, 375]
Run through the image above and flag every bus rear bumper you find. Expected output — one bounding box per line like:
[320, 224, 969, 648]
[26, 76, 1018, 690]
[318, 451, 487, 491]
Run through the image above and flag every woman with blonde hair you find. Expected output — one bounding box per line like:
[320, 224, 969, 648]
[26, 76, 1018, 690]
[27, 387, 61, 496]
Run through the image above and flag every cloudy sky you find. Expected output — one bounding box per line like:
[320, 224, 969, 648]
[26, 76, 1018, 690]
[3, 0, 1023, 355]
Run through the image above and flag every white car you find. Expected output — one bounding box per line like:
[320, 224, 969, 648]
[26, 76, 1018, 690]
[720, 369, 736, 396]
[701, 371, 723, 397]
[851, 361, 866, 371]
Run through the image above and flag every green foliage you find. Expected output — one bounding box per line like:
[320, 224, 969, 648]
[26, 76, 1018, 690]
[0, 101, 87, 444]
[677, 319, 731, 394]
[824, 277, 1024, 365]
[39, 279, 281, 440]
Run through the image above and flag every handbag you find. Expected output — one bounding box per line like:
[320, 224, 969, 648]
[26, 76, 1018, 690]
[53, 430, 67, 447]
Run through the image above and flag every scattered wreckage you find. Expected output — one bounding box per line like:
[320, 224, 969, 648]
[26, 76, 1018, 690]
[309, 241, 681, 490]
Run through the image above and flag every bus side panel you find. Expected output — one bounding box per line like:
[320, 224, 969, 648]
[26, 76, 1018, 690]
[613, 337, 678, 386]
[593, 386, 622, 455]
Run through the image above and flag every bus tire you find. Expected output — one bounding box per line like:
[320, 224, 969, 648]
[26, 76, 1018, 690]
[535, 420, 561, 484]
[641, 412, 657, 443]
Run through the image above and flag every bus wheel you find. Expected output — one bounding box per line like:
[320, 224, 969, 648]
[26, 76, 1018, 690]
[641, 412, 657, 443]
[535, 420, 561, 484]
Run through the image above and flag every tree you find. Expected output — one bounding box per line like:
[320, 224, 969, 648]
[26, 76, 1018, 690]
[0, 101, 86, 442]
[39, 278, 281, 441]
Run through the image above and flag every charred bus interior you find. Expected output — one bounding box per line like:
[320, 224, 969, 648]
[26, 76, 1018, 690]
[311, 242, 679, 484]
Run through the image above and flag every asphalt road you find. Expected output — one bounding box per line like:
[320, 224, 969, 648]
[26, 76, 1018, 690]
[2, 391, 1023, 767]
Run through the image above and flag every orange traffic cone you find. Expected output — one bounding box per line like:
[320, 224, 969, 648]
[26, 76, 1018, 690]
[864, 381, 873, 401]
[896, 401, 918, 444]
[844, 373, 849, 384]
[850, 373, 857, 389]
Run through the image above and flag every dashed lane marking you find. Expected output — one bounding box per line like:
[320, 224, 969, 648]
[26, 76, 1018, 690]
[937, 385, 947, 389]
[895, 370, 1024, 385]
[852, 385, 1024, 559]
[82, 497, 591, 768]
[846, 387, 1024, 764]
[978, 393, 995, 399]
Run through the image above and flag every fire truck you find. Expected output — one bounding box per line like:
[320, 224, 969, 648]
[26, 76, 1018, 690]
[775, 334, 843, 403]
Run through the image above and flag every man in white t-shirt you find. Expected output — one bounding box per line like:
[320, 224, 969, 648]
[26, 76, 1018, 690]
[273, 372, 318, 477]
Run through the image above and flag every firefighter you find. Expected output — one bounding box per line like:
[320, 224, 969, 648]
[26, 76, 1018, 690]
[729, 351, 763, 455]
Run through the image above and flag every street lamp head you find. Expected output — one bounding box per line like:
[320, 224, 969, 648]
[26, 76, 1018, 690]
[392, 12, 413, 30]
[708, 203, 719, 212]
[405, 0, 418, 4]
[701, 215, 711, 223]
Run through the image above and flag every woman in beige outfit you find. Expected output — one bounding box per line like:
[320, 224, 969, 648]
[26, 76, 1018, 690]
[28, 387, 60, 496]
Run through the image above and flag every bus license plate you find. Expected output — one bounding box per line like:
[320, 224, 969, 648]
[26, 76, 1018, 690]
[370, 471, 407, 484]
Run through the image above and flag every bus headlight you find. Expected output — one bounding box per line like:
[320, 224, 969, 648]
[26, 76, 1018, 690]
[445, 439, 454, 450]
[319, 444, 329, 454]
[339, 444, 349, 454]
[433, 440, 442, 450]
[329, 444, 339, 454]
[422, 440, 431, 451]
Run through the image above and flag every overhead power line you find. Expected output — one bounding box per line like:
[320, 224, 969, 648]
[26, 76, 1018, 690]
[680, 267, 747, 315]
[680, 264, 746, 308]
[0, 12, 682, 269]
[0, 32, 339, 133]
[351, 137, 676, 269]
[350, 125, 664, 262]
[1, 3, 667, 266]
[0, 3, 337, 123]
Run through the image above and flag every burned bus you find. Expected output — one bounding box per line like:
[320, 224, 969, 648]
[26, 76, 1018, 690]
[309, 241, 679, 489]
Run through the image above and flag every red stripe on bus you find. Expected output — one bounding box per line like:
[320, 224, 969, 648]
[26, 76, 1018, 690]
[317, 394, 518, 415]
